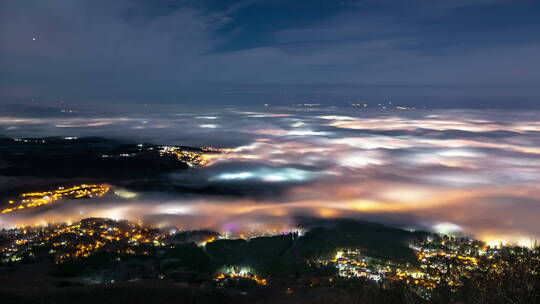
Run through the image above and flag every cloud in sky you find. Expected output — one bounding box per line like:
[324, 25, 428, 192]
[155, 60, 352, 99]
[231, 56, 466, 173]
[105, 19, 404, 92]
[1, 0, 540, 106]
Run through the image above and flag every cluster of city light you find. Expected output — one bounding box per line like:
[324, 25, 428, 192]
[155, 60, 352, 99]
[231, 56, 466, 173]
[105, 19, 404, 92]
[1, 184, 111, 214]
[325, 249, 437, 288]
[0, 217, 305, 265]
[99, 143, 229, 167]
[12, 138, 47, 143]
[214, 266, 268, 286]
[318, 235, 537, 296]
[159, 146, 209, 166]
[197, 236, 217, 247]
[330, 249, 381, 281]
[159, 145, 231, 167]
[0, 218, 165, 263]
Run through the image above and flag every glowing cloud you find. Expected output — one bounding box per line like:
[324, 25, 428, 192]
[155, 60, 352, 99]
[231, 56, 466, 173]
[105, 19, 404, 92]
[212, 168, 316, 182]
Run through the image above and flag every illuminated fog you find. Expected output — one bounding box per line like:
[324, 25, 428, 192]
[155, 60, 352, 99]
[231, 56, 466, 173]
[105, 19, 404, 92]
[1, 104, 540, 246]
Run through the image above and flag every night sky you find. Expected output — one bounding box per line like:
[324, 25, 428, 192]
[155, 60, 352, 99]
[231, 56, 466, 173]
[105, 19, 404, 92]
[2, 0, 540, 107]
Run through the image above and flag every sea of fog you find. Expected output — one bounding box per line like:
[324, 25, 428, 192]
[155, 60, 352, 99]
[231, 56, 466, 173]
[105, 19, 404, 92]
[1, 104, 540, 246]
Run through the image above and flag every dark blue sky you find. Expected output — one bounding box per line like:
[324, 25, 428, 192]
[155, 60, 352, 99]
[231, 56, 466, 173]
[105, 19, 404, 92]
[1, 0, 540, 107]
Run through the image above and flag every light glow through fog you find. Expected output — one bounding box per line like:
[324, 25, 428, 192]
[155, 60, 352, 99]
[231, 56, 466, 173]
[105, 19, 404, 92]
[212, 168, 314, 182]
